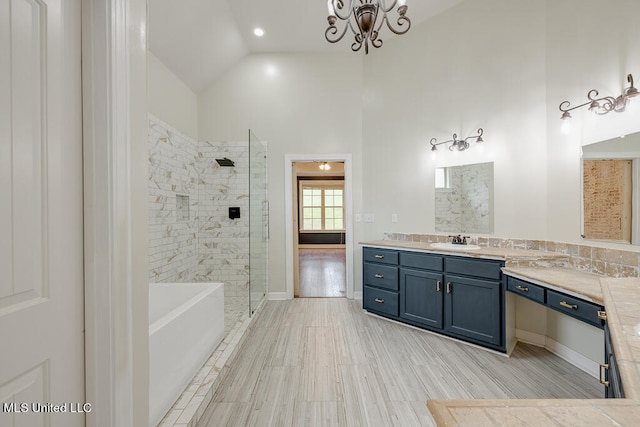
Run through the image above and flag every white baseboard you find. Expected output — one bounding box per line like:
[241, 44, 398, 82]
[545, 337, 599, 379]
[515, 329, 546, 347]
[267, 292, 289, 301]
[516, 329, 599, 379]
[268, 292, 361, 300]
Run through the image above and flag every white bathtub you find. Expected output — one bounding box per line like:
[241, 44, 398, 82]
[149, 283, 225, 427]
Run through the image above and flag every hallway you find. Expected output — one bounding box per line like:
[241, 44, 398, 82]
[200, 298, 602, 426]
[298, 249, 346, 298]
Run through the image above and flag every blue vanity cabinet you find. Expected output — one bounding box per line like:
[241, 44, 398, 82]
[443, 274, 502, 347]
[603, 322, 624, 398]
[363, 248, 400, 318]
[399, 252, 444, 329]
[363, 247, 505, 352]
[443, 257, 504, 349]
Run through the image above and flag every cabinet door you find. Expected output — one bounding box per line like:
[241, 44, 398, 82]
[604, 324, 625, 398]
[444, 275, 502, 346]
[400, 268, 444, 329]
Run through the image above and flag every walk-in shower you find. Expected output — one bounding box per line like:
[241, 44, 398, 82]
[148, 115, 268, 331]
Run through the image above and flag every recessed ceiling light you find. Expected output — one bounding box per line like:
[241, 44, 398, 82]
[253, 28, 264, 37]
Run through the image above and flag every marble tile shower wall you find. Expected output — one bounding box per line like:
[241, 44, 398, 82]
[149, 116, 199, 282]
[195, 141, 249, 295]
[384, 233, 640, 278]
[148, 115, 249, 308]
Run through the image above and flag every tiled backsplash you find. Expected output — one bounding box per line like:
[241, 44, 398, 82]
[383, 233, 640, 278]
[149, 115, 250, 317]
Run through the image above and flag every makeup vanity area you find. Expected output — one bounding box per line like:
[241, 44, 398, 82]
[361, 134, 640, 425]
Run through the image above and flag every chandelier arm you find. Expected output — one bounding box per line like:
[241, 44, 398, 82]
[379, 0, 399, 13]
[351, 31, 364, 52]
[325, 22, 352, 43]
[371, 32, 383, 49]
[329, 0, 354, 21]
[383, 14, 411, 35]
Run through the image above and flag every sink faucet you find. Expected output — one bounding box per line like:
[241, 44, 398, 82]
[448, 234, 470, 245]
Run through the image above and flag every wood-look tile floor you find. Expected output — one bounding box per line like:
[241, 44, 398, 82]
[200, 298, 602, 426]
[298, 249, 346, 298]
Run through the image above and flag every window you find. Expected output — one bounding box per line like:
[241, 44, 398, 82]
[299, 181, 344, 231]
[435, 167, 450, 189]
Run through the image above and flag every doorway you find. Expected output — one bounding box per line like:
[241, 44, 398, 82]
[294, 162, 346, 297]
[284, 154, 354, 300]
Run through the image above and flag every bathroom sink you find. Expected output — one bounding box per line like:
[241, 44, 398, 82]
[429, 242, 482, 251]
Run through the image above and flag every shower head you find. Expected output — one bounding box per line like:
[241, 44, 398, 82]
[215, 157, 235, 167]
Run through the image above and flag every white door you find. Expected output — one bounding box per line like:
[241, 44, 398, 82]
[0, 1, 84, 426]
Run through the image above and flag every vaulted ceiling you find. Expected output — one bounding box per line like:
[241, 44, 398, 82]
[149, 0, 464, 92]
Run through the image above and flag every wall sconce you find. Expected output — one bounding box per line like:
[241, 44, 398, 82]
[429, 128, 484, 156]
[559, 73, 639, 134]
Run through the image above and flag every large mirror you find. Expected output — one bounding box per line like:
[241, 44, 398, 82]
[434, 162, 494, 234]
[582, 133, 640, 245]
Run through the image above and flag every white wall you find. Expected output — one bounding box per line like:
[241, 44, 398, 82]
[198, 53, 364, 295]
[164, 0, 640, 369]
[361, 0, 548, 241]
[545, 0, 640, 246]
[148, 52, 199, 139]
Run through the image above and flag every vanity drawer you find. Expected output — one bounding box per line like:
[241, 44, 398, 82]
[546, 290, 604, 328]
[364, 263, 398, 291]
[363, 247, 399, 265]
[363, 286, 399, 317]
[445, 257, 502, 280]
[400, 252, 443, 271]
[507, 276, 545, 304]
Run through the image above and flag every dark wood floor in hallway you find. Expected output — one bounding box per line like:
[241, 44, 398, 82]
[200, 298, 602, 426]
[298, 248, 346, 297]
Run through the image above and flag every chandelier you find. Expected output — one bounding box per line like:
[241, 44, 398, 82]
[325, 0, 411, 54]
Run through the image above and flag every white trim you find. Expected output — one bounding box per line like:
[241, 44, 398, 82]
[268, 292, 290, 301]
[515, 330, 599, 379]
[582, 151, 640, 159]
[545, 337, 600, 379]
[82, 0, 147, 425]
[515, 329, 546, 347]
[285, 154, 354, 300]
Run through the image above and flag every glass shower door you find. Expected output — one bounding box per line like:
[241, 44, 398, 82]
[249, 130, 268, 314]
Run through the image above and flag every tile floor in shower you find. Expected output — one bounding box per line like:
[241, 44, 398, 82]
[224, 296, 249, 334]
[225, 292, 266, 334]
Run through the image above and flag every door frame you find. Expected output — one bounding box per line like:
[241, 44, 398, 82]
[284, 154, 354, 299]
[82, 0, 148, 426]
